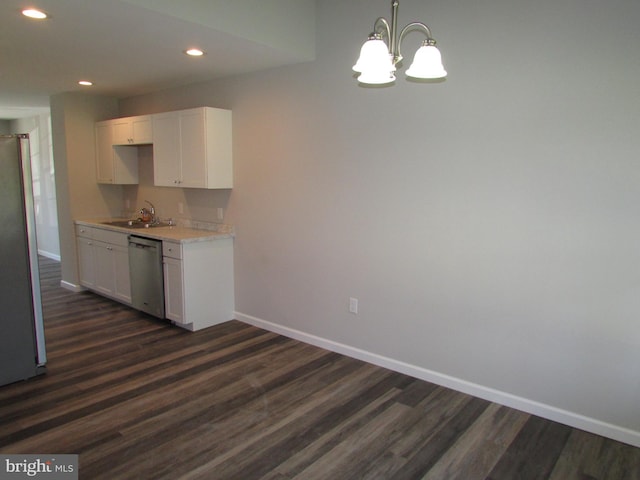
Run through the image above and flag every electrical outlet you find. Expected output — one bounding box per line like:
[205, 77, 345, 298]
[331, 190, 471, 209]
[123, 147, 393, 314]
[349, 297, 358, 314]
[178, 202, 184, 214]
[125, 198, 130, 209]
[217, 207, 224, 221]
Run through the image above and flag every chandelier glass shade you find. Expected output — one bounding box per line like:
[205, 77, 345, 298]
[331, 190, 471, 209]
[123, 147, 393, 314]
[352, 36, 396, 84]
[406, 43, 447, 79]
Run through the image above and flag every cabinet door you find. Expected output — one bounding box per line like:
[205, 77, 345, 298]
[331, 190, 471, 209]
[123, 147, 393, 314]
[96, 122, 139, 184]
[94, 241, 115, 297]
[95, 123, 114, 183]
[203, 107, 233, 188]
[131, 116, 152, 144]
[112, 118, 133, 145]
[152, 112, 182, 186]
[77, 237, 96, 288]
[113, 244, 132, 304]
[112, 116, 152, 144]
[163, 257, 185, 323]
[179, 109, 207, 188]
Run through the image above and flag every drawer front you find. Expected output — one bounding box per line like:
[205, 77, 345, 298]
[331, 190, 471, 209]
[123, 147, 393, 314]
[93, 228, 129, 247]
[75, 225, 95, 238]
[163, 241, 182, 260]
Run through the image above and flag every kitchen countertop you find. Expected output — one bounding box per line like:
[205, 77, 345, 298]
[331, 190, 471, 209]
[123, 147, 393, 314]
[75, 218, 234, 244]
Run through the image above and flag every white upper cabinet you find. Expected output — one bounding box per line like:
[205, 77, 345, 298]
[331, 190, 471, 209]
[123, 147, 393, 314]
[151, 111, 181, 186]
[152, 107, 233, 189]
[112, 115, 153, 145]
[95, 107, 232, 189]
[95, 121, 139, 184]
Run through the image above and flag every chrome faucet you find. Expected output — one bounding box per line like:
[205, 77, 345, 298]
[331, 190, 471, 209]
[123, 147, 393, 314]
[139, 200, 157, 224]
[144, 200, 155, 218]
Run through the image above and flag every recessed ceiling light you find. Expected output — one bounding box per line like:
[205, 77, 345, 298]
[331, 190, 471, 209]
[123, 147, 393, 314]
[185, 48, 205, 57]
[22, 8, 48, 19]
[78, 80, 93, 86]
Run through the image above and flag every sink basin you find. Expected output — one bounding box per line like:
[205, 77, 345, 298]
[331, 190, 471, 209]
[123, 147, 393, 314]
[102, 220, 171, 229]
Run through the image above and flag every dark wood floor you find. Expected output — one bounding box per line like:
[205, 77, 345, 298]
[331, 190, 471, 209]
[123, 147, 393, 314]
[1, 257, 638, 479]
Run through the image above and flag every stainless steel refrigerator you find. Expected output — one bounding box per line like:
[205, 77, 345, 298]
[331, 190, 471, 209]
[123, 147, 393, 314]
[0, 134, 47, 386]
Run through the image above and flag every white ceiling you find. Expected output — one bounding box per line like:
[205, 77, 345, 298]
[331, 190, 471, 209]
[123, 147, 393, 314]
[0, 0, 316, 119]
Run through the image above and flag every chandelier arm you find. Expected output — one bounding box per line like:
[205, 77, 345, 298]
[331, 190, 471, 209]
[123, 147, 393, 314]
[397, 21, 435, 65]
[373, 17, 392, 44]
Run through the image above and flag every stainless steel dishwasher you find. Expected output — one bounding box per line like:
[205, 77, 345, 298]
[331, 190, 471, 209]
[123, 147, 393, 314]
[128, 235, 165, 318]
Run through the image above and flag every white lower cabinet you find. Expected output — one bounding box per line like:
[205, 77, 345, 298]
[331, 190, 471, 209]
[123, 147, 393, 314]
[76, 222, 234, 331]
[77, 234, 96, 289]
[76, 226, 131, 305]
[163, 256, 184, 323]
[94, 241, 131, 303]
[162, 238, 234, 331]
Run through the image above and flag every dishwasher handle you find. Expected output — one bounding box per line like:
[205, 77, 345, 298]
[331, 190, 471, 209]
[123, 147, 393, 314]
[128, 235, 161, 250]
[131, 243, 155, 250]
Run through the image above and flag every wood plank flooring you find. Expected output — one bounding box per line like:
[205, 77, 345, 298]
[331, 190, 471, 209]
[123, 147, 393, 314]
[1, 257, 639, 479]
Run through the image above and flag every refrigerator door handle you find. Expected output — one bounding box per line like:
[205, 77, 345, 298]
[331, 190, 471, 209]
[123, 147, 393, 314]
[19, 134, 47, 366]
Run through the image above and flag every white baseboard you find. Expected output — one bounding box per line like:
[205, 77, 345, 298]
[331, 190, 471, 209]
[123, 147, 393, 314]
[235, 311, 640, 448]
[38, 249, 61, 261]
[60, 280, 84, 293]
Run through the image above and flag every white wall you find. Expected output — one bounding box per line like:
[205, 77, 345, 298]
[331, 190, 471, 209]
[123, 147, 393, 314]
[118, 0, 640, 446]
[11, 113, 60, 260]
[121, 0, 316, 62]
[51, 93, 120, 287]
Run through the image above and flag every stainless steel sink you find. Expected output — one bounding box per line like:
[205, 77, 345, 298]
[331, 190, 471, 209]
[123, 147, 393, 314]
[101, 220, 171, 229]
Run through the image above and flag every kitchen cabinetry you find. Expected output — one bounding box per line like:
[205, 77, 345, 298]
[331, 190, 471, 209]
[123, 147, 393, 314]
[75, 225, 131, 304]
[95, 115, 151, 184]
[162, 238, 234, 331]
[77, 231, 96, 289]
[162, 253, 183, 322]
[112, 115, 152, 145]
[152, 107, 232, 189]
[95, 121, 138, 184]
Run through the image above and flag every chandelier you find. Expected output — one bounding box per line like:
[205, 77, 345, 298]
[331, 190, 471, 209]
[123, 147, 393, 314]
[352, 0, 447, 85]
